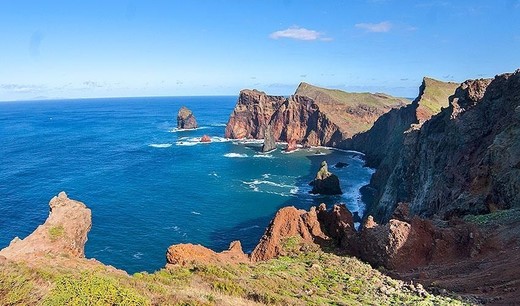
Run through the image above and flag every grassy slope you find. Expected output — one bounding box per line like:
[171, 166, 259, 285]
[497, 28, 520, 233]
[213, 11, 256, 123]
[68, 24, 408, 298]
[417, 78, 460, 121]
[0, 240, 467, 306]
[295, 82, 411, 136]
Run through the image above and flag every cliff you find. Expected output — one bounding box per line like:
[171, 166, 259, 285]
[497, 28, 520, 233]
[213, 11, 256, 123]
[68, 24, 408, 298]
[370, 71, 520, 222]
[225, 84, 409, 147]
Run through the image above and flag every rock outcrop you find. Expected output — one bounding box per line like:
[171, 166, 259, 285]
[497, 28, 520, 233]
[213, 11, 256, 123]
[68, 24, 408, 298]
[166, 241, 248, 266]
[225, 84, 409, 147]
[309, 161, 342, 195]
[353, 207, 481, 271]
[200, 135, 211, 142]
[177, 106, 198, 129]
[250, 206, 328, 262]
[368, 71, 520, 222]
[261, 124, 276, 152]
[0, 192, 91, 261]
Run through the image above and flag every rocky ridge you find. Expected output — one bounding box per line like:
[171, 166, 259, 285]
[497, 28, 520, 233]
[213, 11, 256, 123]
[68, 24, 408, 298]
[367, 71, 520, 222]
[225, 83, 409, 147]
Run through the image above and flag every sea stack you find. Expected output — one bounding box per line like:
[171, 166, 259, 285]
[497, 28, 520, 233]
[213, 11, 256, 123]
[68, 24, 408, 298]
[261, 124, 276, 152]
[309, 161, 342, 195]
[177, 106, 198, 129]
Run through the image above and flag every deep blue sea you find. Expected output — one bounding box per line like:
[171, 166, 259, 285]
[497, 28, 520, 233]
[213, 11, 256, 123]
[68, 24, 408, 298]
[0, 96, 374, 273]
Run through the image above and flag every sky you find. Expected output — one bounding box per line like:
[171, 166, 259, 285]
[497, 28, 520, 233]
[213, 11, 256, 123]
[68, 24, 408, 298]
[0, 0, 519, 101]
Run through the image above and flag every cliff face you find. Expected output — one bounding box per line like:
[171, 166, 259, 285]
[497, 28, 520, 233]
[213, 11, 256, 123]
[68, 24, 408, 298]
[371, 71, 520, 221]
[225, 83, 409, 147]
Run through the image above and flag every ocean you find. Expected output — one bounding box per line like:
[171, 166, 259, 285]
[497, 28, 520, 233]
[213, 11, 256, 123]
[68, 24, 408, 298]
[0, 96, 374, 273]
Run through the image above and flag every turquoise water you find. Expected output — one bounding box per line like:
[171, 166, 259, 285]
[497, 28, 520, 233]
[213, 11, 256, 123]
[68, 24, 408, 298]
[0, 96, 373, 273]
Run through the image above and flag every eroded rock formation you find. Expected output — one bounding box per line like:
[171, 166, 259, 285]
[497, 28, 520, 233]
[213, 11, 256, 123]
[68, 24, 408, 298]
[261, 124, 276, 152]
[177, 106, 198, 129]
[309, 161, 342, 195]
[0, 192, 91, 261]
[250, 206, 328, 262]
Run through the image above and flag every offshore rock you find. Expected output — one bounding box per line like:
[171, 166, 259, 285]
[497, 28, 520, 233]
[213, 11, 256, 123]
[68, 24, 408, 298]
[0, 192, 92, 261]
[200, 135, 211, 142]
[261, 124, 276, 152]
[250, 206, 328, 262]
[309, 161, 342, 195]
[177, 106, 198, 129]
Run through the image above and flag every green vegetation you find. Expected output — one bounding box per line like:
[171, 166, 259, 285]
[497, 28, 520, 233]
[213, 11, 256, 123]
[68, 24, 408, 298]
[43, 271, 149, 306]
[464, 208, 520, 226]
[0, 248, 469, 305]
[295, 82, 411, 135]
[48, 225, 65, 241]
[418, 78, 459, 120]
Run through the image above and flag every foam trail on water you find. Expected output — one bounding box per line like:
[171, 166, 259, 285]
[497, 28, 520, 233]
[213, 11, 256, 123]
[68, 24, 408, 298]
[224, 153, 248, 158]
[149, 143, 172, 148]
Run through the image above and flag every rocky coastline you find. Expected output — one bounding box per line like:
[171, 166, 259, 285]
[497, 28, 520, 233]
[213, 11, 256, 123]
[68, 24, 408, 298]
[2, 71, 519, 304]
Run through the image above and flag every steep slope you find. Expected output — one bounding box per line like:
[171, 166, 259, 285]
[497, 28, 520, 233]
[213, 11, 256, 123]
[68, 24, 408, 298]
[371, 71, 520, 221]
[225, 83, 409, 147]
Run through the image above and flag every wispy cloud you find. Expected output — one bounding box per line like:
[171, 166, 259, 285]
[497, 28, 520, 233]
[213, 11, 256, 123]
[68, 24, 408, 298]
[355, 21, 392, 33]
[269, 26, 331, 41]
[0, 84, 44, 93]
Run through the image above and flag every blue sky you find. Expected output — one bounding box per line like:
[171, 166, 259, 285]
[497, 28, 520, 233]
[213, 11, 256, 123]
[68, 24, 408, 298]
[0, 0, 519, 101]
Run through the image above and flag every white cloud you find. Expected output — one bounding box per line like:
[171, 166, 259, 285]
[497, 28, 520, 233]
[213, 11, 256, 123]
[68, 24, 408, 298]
[355, 21, 393, 33]
[269, 26, 330, 41]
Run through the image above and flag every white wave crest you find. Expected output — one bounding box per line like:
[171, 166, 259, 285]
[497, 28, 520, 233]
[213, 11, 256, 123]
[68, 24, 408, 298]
[191, 211, 201, 215]
[224, 153, 248, 158]
[149, 143, 172, 148]
[253, 154, 274, 159]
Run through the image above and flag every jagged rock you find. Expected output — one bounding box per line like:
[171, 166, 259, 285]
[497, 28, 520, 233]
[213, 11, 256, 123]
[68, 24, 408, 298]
[334, 162, 348, 169]
[309, 161, 342, 195]
[225, 84, 408, 146]
[177, 106, 198, 129]
[261, 124, 276, 152]
[166, 241, 248, 267]
[316, 204, 355, 248]
[354, 214, 482, 271]
[200, 135, 211, 142]
[285, 139, 298, 152]
[0, 192, 91, 261]
[250, 206, 328, 262]
[368, 71, 520, 221]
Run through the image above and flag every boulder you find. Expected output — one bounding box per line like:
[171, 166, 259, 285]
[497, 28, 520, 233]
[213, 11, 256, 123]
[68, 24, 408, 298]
[177, 106, 198, 129]
[309, 161, 342, 195]
[334, 162, 348, 169]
